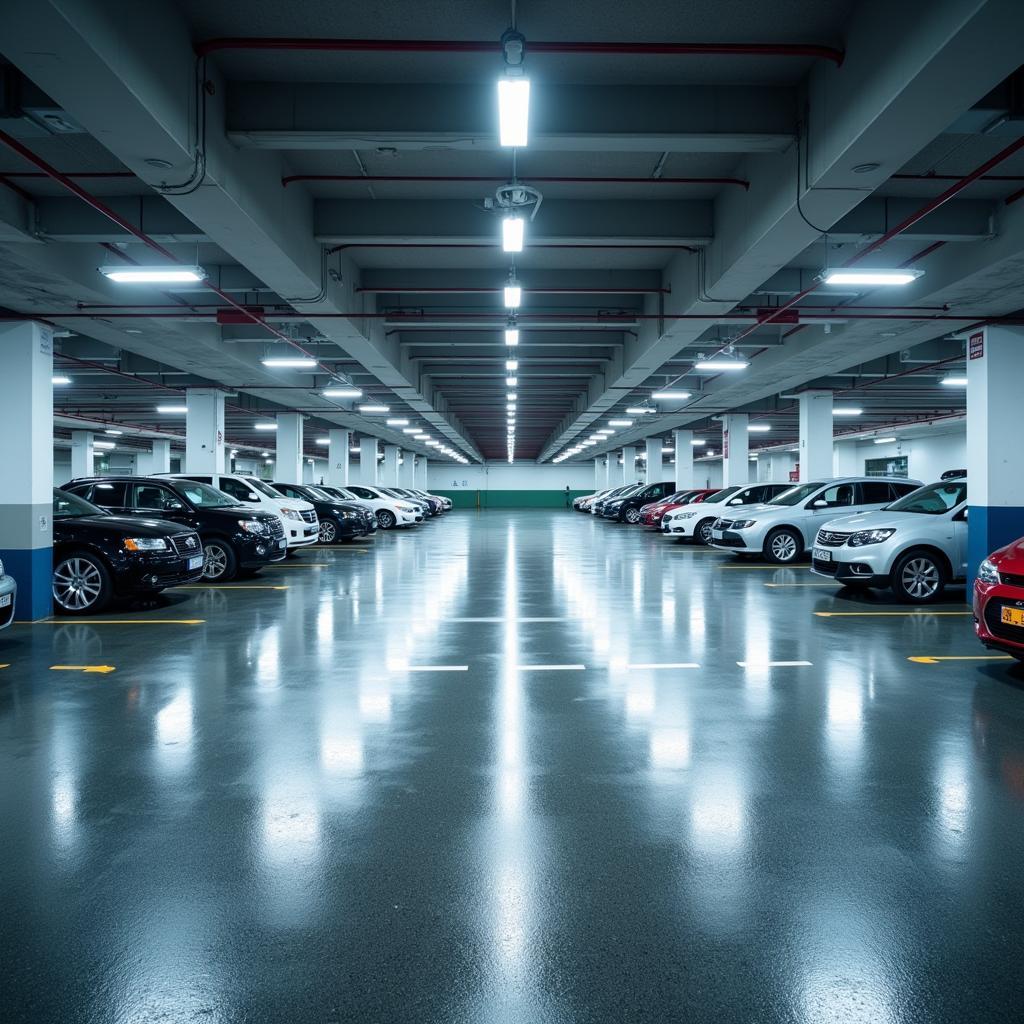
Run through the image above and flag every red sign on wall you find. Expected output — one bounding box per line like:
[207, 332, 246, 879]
[969, 331, 984, 360]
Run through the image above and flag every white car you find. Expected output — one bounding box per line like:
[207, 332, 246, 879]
[341, 484, 423, 528]
[162, 472, 319, 550]
[661, 483, 792, 543]
[708, 476, 922, 564]
[811, 477, 968, 602]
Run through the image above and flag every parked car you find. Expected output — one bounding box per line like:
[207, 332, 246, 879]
[640, 489, 718, 528]
[406, 489, 447, 515]
[0, 556, 15, 630]
[574, 488, 612, 512]
[379, 486, 433, 517]
[592, 485, 640, 516]
[50, 487, 206, 614]
[338, 484, 423, 529]
[161, 473, 318, 552]
[709, 477, 922, 564]
[663, 483, 793, 543]
[62, 477, 285, 582]
[975, 538, 1024, 661]
[271, 482, 376, 543]
[608, 481, 680, 523]
[811, 477, 968, 602]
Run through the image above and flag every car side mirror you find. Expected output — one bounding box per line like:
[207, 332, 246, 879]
[728, 498, 742, 505]
[954, 507, 968, 522]
[245, 492, 260, 502]
[165, 501, 185, 511]
[811, 499, 827, 508]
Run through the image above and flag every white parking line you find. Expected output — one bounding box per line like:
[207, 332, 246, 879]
[736, 660, 813, 668]
[512, 664, 586, 671]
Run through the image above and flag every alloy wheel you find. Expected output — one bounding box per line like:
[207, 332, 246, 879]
[901, 557, 941, 601]
[769, 532, 799, 563]
[52, 557, 103, 611]
[625, 508, 641, 523]
[319, 519, 338, 543]
[378, 510, 396, 529]
[203, 543, 229, 580]
[698, 520, 714, 544]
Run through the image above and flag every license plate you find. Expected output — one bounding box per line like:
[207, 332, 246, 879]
[712, 530, 724, 540]
[1001, 606, 1024, 628]
[0, 594, 10, 608]
[813, 547, 832, 563]
[278, 538, 287, 549]
[188, 555, 204, 570]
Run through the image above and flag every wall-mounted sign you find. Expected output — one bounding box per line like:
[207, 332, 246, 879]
[969, 331, 984, 360]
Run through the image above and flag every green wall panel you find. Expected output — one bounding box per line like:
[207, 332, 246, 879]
[433, 489, 591, 509]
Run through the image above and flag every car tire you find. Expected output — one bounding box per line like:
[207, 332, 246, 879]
[377, 509, 397, 529]
[696, 518, 716, 545]
[764, 527, 803, 564]
[624, 507, 641, 524]
[202, 539, 238, 581]
[891, 550, 946, 604]
[52, 551, 113, 615]
[318, 518, 339, 544]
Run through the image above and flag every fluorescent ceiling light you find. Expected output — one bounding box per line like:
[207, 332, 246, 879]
[359, 404, 390, 413]
[597, 428, 614, 434]
[315, 437, 330, 445]
[52, 375, 72, 385]
[941, 376, 968, 386]
[661, 447, 673, 454]
[874, 436, 897, 444]
[505, 328, 520, 346]
[261, 357, 316, 368]
[104, 429, 123, 435]
[502, 215, 525, 253]
[748, 424, 771, 433]
[504, 285, 522, 308]
[505, 377, 518, 387]
[402, 427, 420, 434]
[505, 359, 519, 371]
[414, 433, 430, 440]
[156, 404, 188, 414]
[651, 390, 692, 400]
[426, 440, 440, 447]
[386, 418, 409, 426]
[582, 440, 596, 446]
[608, 419, 633, 427]
[691, 439, 707, 446]
[498, 77, 530, 147]
[254, 422, 278, 431]
[832, 407, 863, 417]
[99, 264, 206, 283]
[350, 447, 360, 454]
[322, 387, 363, 398]
[93, 440, 117, 449]
[694, 359, 749, 371]
[626, 406, 657, 415]
[821, 269, 923, 286]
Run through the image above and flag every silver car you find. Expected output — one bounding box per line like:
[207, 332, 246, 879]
[0, 557, 16, 630]
[709, 476, 922, 564]
[662, 483, 792, 543]
[811, 477, 968, 603]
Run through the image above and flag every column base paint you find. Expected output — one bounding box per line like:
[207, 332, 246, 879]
[968, 505, 1024, 584]
[0, 547, 53, 620]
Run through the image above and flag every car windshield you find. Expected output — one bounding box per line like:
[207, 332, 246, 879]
[176, 481, 240, 508]
[244, 477, 286, 500]
[305, 486, 334, 501]
[705, 486, 741, 503]
[767, 482, 826, 507]
[886, 479, 967, 515]
[53, 488, 106, 518]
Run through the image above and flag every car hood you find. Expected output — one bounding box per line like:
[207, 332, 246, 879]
[819, 509, 921, 533]
[55, 514, 194, 537]
[992, 536, 1024, 570]
[721, 502, 796, 523]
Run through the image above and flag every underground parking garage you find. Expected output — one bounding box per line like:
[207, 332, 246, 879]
[3, 1, 1024, 1020]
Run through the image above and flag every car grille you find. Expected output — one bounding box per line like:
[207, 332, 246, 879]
[983, 599, 1024, 645]
[266, 518, 285, 538]
[300, 509, 317, 524]
[812, 558, 837, 576]
[816, 530, 852, 547]
[1001, 572, 1024, 588]
[170, 532, 202, 556]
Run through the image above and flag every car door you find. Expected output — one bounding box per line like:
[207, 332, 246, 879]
[856, 480, 896, 512]
[802, 483, 856, 544]
[951, 506, 969, 579]
[128, 481, 197, 530]
[81, 480, 129, 513]
[216, 476, 263, 507]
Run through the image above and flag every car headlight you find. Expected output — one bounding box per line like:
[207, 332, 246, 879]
[730, 520, 756, 530]
[341, 511, 355, 519]
[677, 511, 698, 520]
[848, 528, 896, 547]
[281, 507, 302, 520]
[124, 537, 169, 551]
[396, 502, 415, 512]
[0, 558, 5, 576]
[238, 519, 267, 534]
[977, 558, 1001, 585]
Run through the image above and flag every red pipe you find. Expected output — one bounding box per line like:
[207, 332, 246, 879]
[356, 286, 671, 295]
[892, 173, 1024, 183]
[284, 173, 749, 190]
[3, 171, 136, 180]
[196, 36, 844, 65]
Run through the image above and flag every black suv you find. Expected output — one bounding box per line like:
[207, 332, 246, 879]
[603, 481, 677, 523]
[51, 488, 205, 614]
[271, 483, 376, 543]
[62, 476, 285, 581]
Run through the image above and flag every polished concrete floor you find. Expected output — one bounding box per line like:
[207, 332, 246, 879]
[2, 509, 1024, 1023]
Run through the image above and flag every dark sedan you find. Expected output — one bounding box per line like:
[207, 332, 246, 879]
[603, 481, 677, 523]
[272, 483, 376, 543]
[51, 488, 206, 614]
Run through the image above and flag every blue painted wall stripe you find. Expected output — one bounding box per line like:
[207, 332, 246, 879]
[0, 546, 52, 620]
[967, 505, 1024, 586]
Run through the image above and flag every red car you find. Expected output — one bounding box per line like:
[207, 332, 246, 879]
[640, 488, 719, 528]
[974, 537, 1024, 661]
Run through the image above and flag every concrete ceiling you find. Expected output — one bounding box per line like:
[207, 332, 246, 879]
[0, 0, 1021, 463]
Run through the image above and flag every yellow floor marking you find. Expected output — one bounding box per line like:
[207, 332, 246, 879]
[170, 585, 290, 591]
[31, 618, 205, 625]
[0, 664, 9, 669]
[50, 665, 116, 674]
[908, 655, 1014, 664]
[815, 611, 971, 618]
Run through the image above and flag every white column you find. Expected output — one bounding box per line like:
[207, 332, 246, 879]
[594, 456, 604, 490]
[137, 439, 171, 476]
[967, 325, 1024, 578]
[0, 322, 53, 619]
[645, 438, 664, 485]
[383, 444, 400, 486]
[673, 429, 694, 490]
[722, 413, 749, 486]
[70, 430, 94, 479]
[608, 451, 624, 486]
[416, 456, 429, 490]
[621, 446, 637, 483]
[401, 451, 417, 486]
[798, 390, 834, 481]
[185, 387, 225, 474]
[832, 439, 860, 478]
[360, 437, 379, 484]
[326, 428, 350, 487]
[275, 412, 304, 483]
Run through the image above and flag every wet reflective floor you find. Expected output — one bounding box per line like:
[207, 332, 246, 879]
[3, 509, 1024, 1023]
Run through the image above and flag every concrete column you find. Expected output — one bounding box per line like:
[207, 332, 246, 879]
[0, 321, 53, 619]
[137, 439, 171, 476]
[833, 439, 860, 478]
[594, 456, 604, 490]
[645, 438, 664, 485]
[383, 444, 400, 486]
[416, 456, 429, 490]
[967, 325, 1024, 578]
[275, 412, 304, 484]
[621, 446, 637, 483]
[327, 428, 350, 487]
[673, 429, 694, 490]
[722, 413, 749, 486]
[360, 437, 379, 484]
[608, 451, 624, 486]
[185, 387, 225, 474]
[798, 390, 834, 481]
[401, 451, 417, 487]
[70, 430, 94, 479]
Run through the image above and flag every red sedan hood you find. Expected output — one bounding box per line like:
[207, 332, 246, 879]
[995, 536, 1024, 571]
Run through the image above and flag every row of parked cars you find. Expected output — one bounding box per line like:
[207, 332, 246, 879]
[573, 475, 1024, 662]
[0, 472, 452, 619]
